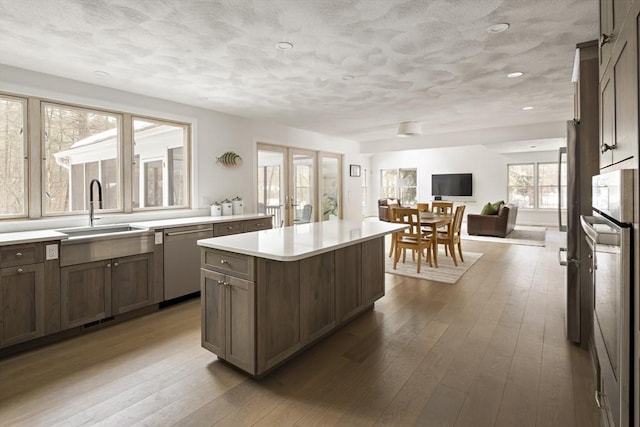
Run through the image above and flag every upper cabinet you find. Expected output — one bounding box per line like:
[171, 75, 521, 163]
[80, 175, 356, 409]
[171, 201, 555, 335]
[599, 0, 639, 169]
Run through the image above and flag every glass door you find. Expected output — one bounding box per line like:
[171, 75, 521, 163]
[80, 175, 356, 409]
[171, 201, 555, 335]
[257, 144, 285, 228]
[289, 149, 316, 225]
[258, 144, 342, 227]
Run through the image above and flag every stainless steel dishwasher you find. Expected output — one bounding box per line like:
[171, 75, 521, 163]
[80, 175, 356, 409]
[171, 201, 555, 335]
[163, 224, 213, 300]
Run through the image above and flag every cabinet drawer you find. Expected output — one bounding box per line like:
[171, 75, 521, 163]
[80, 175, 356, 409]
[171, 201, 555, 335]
[202, 249, 254, 281]
[242, 218, 272, 233]
[0, 244, 43, 268]
[214, 221, 242, 236]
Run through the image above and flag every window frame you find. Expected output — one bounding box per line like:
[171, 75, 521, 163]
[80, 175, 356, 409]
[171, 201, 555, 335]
[379, 167, 418, 206]
[0, 93, 29, 219]
[0, 91, 192, 221]
[507, 162, 566, 210]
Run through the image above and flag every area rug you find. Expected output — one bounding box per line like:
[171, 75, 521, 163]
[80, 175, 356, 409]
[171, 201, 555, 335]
[461, 225, 547, 247]
[384, 251, 483, 284]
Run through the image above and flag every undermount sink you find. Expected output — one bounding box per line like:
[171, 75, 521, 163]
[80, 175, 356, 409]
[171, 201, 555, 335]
[57, 224, 150, 240]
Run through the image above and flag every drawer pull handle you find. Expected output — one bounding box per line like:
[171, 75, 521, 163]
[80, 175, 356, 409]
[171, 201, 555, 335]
[599, 33, 614, 47]
[17, 268, 24, 273]
[114, 262, 119, 267]
[227, 226, 233, 230]
[16, 252, 23, 257]
[220, 259, 228, 264]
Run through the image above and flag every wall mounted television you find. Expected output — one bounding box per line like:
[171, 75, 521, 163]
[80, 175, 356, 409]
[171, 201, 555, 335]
[431, 173, 473, 197]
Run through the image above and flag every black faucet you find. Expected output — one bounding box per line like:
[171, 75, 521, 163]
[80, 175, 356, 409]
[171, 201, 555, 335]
[89, 179, 103, 227]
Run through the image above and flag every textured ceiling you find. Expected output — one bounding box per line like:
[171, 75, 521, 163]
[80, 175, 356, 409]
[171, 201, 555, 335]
[0, 0, 598, 150]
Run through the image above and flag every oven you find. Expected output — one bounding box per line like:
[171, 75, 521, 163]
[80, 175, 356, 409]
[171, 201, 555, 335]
[580, 169, 634, 427]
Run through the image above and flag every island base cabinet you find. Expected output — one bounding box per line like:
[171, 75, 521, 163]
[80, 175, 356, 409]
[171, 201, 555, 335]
[0, 264, 45, 348]
[61, 261, 112, 330]
[335, 244, 363, 324]
[362, 237, 385, 305]
[299, 252, 335, 343]
[201, 269, 255, 375]
[256, 259, 301, 373]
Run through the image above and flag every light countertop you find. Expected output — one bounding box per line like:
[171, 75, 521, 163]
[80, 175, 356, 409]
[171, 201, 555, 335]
[0, 214, 271, 246]
[197, 220, 406, 261]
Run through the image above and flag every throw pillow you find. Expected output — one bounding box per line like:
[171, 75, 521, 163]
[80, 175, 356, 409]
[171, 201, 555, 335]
[387, 198, 399, 206]
[480, 202, 498, 215]
[491, 200, 504, 212]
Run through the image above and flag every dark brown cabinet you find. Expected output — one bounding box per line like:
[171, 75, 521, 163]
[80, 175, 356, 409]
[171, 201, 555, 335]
[61, 253, 154, 329]
[202, 261, 256, 374]
[0, 263, 45, 348]
[599, 0, 639, 168]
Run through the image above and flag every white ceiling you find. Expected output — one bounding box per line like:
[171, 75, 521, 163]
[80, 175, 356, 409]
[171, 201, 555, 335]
[0, 0, 598, 152]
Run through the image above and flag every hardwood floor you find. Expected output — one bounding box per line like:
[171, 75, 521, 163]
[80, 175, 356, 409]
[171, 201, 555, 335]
[0, 230, 601, 426]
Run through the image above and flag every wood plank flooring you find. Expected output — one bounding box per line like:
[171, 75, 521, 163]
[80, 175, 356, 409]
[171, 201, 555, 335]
[0, 230, 601, 426]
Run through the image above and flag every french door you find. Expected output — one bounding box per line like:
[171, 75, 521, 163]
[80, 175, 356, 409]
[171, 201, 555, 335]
[257, 143, 342, 227]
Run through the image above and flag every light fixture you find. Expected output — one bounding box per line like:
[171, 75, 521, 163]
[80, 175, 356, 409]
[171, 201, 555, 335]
[522, 106, 534, 110]
[94, 70, 110, 78]
[276, 41, 293, 50]
[487, 23, 510, 33]
[198, 96, 209, 101]
[397, 121, 422, 137]
[342, 74, 355, 80]
[507, 71, 524, 78]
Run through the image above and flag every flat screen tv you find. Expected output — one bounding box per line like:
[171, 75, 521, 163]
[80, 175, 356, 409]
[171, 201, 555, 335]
[431, 173, 473, 197]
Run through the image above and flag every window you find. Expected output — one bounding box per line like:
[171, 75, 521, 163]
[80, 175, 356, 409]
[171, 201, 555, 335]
[0, 93, 192, 221]
[43, 103, 121, 215]
[132, 118, 189, 209]
[0, 95, 27, 218]
[380, 168, 417, 205]
[507, 162, 566, 209]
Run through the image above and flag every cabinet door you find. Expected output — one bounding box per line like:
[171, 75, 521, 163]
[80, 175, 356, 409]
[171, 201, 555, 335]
[362, 237, 385, 305]
[612, 27, 638, 164]
[61, 261, 111, 329]
[256, 259, 300, 372]
[201, 269, 226, 356]
[112, 253, 154, 315]
[226, 275, 255, 374]
[300, 252, 335, 343]
[335, 244, 362, 323]
[0, 264, 45, 347]
[600, 69, 615, 168]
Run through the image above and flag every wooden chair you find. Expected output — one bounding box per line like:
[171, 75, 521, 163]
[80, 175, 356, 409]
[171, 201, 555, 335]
[431, 201, 453, 215]
[416, 203, 429, 213]
[436, 205, 465, 266]
[391, 207, 433, 273]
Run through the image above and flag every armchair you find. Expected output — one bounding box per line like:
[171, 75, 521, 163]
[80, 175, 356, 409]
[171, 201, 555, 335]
[378, 198, 401, 222]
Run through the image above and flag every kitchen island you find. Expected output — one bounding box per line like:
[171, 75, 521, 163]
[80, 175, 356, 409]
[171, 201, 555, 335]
[197, 220, 405, 376]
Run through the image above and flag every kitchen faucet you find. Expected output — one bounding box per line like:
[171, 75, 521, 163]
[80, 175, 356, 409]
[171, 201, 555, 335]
[89, 179, 103, 227]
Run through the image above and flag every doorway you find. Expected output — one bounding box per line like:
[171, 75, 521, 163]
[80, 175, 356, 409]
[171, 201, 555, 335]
[257, 143, 342, 227]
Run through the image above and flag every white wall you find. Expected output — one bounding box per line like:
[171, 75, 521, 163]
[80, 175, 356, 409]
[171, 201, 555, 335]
[0, 65, 365, 230]
[367, 145, 561, 226]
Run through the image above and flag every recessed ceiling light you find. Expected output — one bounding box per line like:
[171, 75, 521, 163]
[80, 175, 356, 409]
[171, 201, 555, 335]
[507, 72, 524, 78]
[198, 96, 208, 101]
[487, 23, 510, 33]
[522, 106, 534, 110]
[276, 41, 293, 50]
[530, 145, 537, 148]
[342, 74, 355, 80]
[94, 70, 110, 78]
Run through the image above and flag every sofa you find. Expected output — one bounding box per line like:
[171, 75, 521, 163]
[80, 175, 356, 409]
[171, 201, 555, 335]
[378, 198, 402, 222]
[467, 203, 518, 237]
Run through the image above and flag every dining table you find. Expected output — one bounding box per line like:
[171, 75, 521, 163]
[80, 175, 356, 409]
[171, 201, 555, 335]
[419, 212, 453, 268]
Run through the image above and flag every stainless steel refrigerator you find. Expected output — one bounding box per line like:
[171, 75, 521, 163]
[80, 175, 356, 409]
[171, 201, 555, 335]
[559, 119, 600, 346]
[558, 42, 600, 347]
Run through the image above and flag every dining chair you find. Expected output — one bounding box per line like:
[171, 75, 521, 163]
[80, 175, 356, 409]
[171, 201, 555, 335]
[416, 203, 430, 213]
[392, 207, 433, 273]
[436, 205, 465, 266]
[431, 201, 453, 215]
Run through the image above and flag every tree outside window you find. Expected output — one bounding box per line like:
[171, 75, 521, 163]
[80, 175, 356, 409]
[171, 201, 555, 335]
[0, 95, 27, 218]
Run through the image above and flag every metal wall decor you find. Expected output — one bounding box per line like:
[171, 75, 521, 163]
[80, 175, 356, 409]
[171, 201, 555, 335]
[217, 151, 243, 167]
